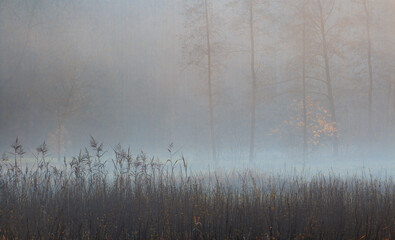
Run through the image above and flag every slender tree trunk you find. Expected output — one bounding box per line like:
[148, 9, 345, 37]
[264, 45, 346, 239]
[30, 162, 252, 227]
[386, 80, 392, 137]
[204, 0, 216, 161]
[302, 7, 308, 160]
[364, 0, 373, 142]
[391, 77, 395, 140]
[317, 0, 338, 155]
[57, 130, 61, 161]
[249, 0, 257, 162]
[0, 71, 3, 151]
[57, 119, 63, 162]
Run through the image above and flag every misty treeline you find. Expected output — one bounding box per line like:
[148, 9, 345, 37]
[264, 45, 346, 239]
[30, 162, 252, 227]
[0, 0, 394, 161]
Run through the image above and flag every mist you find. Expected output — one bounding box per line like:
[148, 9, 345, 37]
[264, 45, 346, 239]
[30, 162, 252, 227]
[0, 0, 394, 173]
[2, 1, 395, 238]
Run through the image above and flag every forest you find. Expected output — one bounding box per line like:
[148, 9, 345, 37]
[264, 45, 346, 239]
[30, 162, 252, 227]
[0, 0, 394, 239]
[0, 0, 394, 162]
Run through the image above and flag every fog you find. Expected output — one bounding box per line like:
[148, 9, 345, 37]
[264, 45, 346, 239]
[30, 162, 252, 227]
[0, 0, 394, 173]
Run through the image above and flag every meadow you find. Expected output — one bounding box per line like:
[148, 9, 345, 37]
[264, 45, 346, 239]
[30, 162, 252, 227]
[0, 138, 394, 239]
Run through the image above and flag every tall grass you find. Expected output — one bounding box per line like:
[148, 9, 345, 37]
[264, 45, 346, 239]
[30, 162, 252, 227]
[0, 137, 394, 239]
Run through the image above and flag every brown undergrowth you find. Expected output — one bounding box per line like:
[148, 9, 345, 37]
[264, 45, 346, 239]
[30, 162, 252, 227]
[0, 138, 394, 239]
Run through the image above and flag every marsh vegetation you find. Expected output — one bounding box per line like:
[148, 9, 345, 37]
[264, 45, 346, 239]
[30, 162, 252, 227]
[0, 138, 394, 239]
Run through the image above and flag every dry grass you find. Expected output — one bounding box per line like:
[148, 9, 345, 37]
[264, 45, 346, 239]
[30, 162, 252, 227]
[0, 138, 394, 239]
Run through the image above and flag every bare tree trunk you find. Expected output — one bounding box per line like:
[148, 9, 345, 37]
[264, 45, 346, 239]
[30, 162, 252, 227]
[249, 0, 257, 163]
[0, 77, 3, 151]
[57, 118, 63, 162]
[317, 0, 338, 155]
[57, 128, 61, 161]
[302, 6, 308, 160]
[204, 0, 216, 161]
[386, 80, 392, 137]
[391, 77, 395, 142]
[364, 0, 373, 142]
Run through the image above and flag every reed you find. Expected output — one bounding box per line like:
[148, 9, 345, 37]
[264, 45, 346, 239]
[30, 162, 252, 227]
[0, 137, 394, 239]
